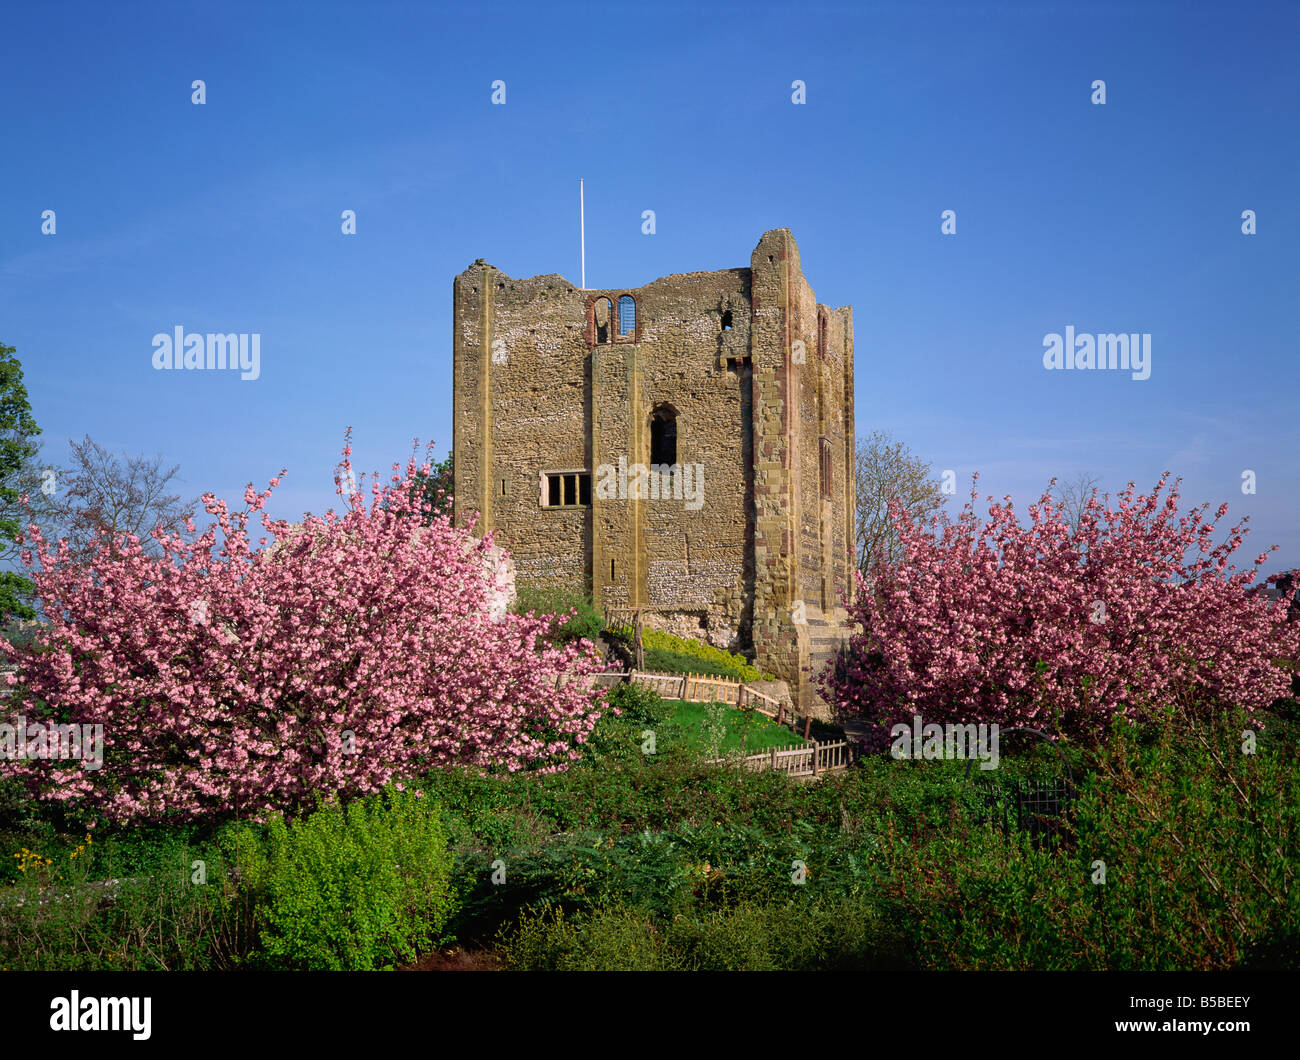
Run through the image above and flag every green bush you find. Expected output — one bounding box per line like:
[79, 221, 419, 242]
[11, 689, 1294, 971]
[606, 680, 673, 727]
[498, 897, 897, 970]
[640, 630, 774, 681]
[248, 787, 457, 970]
[0, 831, 256, 970]
[513, 585, 604, 646]
[497, 901, 679, 970]
[876, 709, 1300, 969]
[642, 646, 737, 679]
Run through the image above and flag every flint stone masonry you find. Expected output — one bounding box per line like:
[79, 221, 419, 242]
[452, 229, 856, 717]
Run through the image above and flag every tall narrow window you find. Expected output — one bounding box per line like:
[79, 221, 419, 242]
[593, 298, 613, 344]
[650, 404, 677, 467]
[618, 295, 636, 337]
[819, 437, 832, 499]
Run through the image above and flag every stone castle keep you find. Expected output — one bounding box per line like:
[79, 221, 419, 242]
[451, 229, 856, 715]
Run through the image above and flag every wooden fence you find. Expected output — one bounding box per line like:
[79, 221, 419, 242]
[709, 739, 854, 778]
[560, 667, 838, 752]
[603, 606, 646, 668]
[585, 667, 810, 732]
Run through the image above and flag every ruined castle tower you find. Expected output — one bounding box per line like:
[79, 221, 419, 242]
[451, 229, 856, 716]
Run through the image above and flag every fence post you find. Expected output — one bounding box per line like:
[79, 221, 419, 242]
[812, 741, 819, 777]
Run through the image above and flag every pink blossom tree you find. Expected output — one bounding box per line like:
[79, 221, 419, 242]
[823, 474, 1299, 743]
[0, 432, 605, 824]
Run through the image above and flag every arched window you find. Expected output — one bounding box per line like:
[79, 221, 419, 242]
[592, 297, 613, 344]
[650, 404, 677, 467]
[618, 295, 636, 337]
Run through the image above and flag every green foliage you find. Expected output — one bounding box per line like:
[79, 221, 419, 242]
[513, 584, 604, 646]
[640, 629, 774, 681]
[606, 680, 673, 727]
[0, 831, 256, 970]
[577, 681, 673, 765]
[409, 450, 453, 523]
[672, 699, 803, 754]
[642, 645, 736, 678]
[0, 342, 41, 621]
[701, 701, 728, 758]
[7, 695, 1297, 971]
[874, 709, 1300, 969]
[247, 788, 458, 970]
[498, 897, 895, 970]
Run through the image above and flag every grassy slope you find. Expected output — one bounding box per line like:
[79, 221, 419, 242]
[666, 700, 804, 754]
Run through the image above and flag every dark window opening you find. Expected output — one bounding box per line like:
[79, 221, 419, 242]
[593, 298, 613, 344]
[610, 558, 616, 580]
[500, 478, 507, 496]
[721, 310, 733, 331]
[544, 472, 591, 508]
[651, 405, 678, 466]
[819, 438, 833, 499]
[618, 295, 636, 337]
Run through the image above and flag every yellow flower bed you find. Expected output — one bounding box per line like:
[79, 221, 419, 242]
[640, 630, 775, 682]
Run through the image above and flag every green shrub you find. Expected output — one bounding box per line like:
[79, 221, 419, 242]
[642, 646, 736, 678]
[876, 709, 1300, 969]
[497, 902, 680, 970]
[249, 787, 457, 970]
[498, 897, 897, 970]
[0, 832, 256, 970]
[606, 680, 673, 727]
[640, 630, 774, 681]
[512, 585, 604, 646]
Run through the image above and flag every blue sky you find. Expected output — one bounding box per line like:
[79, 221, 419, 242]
[2, 0, 1297, 575]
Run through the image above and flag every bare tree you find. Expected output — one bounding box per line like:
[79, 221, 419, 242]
[855, 430, 945, 576]
[35, 435, 198, 563]
[1047, 471, 1105, 537]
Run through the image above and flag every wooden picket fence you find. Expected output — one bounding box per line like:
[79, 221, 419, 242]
[563, 665, 856, 777]
[582, 667, 808, 732]
[556, 666, 829, 748]
[710, 739, 854, 778]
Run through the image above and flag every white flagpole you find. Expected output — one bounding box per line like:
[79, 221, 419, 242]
[579, 178, 586, 290]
